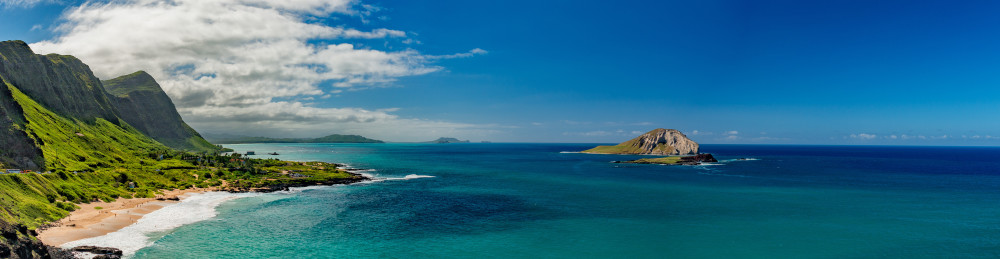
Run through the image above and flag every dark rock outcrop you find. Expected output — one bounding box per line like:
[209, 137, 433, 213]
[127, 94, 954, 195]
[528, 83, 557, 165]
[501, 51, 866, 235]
[678, 154, 718, 165]
[72, 246, 123, 257]
[0, 77, 44, 170]
[615, 153, 718, 165]
[103, 71, 218, 152]
[0, 219, 73, 259]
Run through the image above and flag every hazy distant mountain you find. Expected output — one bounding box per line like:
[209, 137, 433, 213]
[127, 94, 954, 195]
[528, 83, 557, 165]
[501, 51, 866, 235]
[204, 133, 384, 144]
[424, 137, 470, 144]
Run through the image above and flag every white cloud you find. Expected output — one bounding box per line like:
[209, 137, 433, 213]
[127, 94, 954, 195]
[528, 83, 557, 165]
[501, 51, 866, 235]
[428, 48, 488, 59]
[566, 129, 637, 137]
[689, 130, 711, 136]
[724, 130, 739, 135]
[850, 133, 877, 140]
[30, 0, 486, 140]
[0, 0, 46, 8]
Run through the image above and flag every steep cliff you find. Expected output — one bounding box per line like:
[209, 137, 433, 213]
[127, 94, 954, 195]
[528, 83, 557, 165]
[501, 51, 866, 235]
[0, 77, 44, 170]
[0, 40, 170, 172]
[582, 128, 699, 155]
[104, 71, 218, 152]
[0, 41, 119, 123]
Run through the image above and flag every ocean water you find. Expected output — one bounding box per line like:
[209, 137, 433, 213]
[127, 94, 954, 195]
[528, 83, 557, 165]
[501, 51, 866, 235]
[118, 144, 1000, 258]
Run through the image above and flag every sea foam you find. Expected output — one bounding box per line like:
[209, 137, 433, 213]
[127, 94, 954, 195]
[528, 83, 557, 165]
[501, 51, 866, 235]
[61, 192, 257, 257]
[357, 171, 435, 182]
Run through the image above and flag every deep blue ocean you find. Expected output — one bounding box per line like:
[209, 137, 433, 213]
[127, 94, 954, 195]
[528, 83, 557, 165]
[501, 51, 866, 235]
[128, 144, 1000, 258]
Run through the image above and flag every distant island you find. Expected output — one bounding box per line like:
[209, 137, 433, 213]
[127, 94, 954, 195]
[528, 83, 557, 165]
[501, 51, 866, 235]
[425, 137, 470, 144]
[205, 133, 384, 144]
[582, 128, 699, 155]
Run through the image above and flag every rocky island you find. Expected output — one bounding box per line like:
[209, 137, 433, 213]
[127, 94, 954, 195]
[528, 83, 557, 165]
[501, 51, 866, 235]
[582, 128, 699, 155]
[583, 128, 718, 165]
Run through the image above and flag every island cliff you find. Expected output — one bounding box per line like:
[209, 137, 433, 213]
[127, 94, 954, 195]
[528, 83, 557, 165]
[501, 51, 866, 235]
[582, 128, 699, 155]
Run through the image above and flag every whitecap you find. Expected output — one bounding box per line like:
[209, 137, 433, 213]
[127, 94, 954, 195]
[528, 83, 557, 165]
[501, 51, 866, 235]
[362, 173, 436, 182]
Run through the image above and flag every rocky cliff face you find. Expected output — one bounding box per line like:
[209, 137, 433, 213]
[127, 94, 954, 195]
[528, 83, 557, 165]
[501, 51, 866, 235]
[582, 128, 699, 155]
[104, 71, 217, 152]
[0, 40, 120, 123]
[0, 219, 72, 259]
[0, 77, 44, 170]
[0, 39, 218, 170]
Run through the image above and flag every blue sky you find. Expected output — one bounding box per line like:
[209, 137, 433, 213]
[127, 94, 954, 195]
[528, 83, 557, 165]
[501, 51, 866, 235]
[2, 0, 1000, 145]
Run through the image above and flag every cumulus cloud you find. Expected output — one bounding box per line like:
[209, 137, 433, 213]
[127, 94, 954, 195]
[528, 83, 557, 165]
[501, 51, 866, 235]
[429, 48, 488, 59]
[850, 133, 877, 140]
[30, 0, 487, 141]
[724, 130, 739, 135]
[0, 0, 46, 8]
[689, 130, 711, 135]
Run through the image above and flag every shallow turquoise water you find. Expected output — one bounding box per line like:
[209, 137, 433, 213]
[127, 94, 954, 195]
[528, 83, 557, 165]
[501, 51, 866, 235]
[132, 144, 1000, 258]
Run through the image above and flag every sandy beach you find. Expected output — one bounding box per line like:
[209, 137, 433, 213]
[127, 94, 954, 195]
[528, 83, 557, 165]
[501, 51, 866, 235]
[37, 188, 218, 247]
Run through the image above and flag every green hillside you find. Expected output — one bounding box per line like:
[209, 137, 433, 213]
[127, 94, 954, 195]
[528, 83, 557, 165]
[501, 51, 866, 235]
[582, 139, 675, 154]
[0, 40, 362, 257]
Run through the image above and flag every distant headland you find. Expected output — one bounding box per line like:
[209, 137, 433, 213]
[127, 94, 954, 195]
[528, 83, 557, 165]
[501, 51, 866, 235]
[424, 137, 470, 144]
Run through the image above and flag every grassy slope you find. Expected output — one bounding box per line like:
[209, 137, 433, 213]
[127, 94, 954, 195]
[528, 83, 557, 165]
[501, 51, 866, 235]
[1, 83, 358, 229]
[626, 156, 683, 164]
[1, 83, 178, 227]
[102, 71, 161, 97]
[582, 138, 675, 154]
[10, 82, 165, 172]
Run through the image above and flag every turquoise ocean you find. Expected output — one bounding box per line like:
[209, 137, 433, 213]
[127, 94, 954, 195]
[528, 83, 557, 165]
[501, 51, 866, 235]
[115, 143, 1000, 258]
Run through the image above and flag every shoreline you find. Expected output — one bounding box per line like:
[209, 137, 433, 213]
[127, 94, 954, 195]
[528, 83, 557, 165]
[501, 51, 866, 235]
[37, 170, 372, 251]
[36, 187, 218, 247]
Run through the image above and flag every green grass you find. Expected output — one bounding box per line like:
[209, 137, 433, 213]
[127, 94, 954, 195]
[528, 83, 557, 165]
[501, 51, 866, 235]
[627, 156, 683, 164]
[0, 82, 363, 232]
[581, 140, 675, 155]
[9, 82, 166, 172]
[101, 71, 163, 97]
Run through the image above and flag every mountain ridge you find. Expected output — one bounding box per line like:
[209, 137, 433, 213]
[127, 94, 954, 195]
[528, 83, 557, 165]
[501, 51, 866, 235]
[103, 71, 217, 152]
[204, 133, 384, 144]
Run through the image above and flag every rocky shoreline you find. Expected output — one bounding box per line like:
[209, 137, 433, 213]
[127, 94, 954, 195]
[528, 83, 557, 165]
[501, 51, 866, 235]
[223, 173, 370, 193]
[614, 153, 719, 165]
